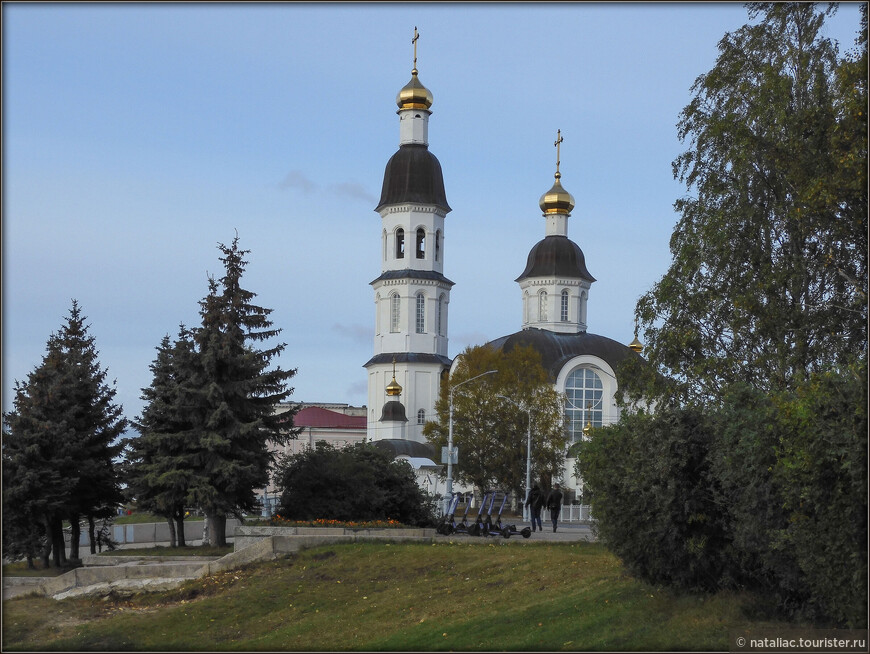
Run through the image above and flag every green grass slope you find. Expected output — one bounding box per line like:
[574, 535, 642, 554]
[2, 541, 802, 651]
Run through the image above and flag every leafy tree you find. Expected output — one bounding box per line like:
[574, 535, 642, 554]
[423, 344, 567, 501]
[126, 328, 199, 547]
[2, 301, 126, 566]
[185, 237, 299, 546]
[275, 441, 436, 526]
[625, 3, 867, 405]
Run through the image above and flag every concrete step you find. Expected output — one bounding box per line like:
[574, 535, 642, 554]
[51, 577, 189, 601]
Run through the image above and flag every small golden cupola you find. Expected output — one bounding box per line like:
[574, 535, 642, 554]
[396, 27, 434, 111]
[539, 129, 575, 215]
[385, 358, 403, 396]
[629, 318, 644, 353]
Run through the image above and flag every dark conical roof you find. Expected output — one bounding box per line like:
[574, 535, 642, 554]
[373, 439, 436, 459]
[486, 328, 639, 382]
[379, 400, 408, 423]
[375, 144, 450, 213]
[516, 235, 595, 283]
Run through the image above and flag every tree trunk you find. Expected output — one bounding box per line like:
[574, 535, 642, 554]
[49, 516, 65, 567]
[175, 511, 186, 547]
[68, 515, 81, 562]
[209, 514, 227, 548]
[26, 555, 35, 570]
[167, 516, 177, 548]
[41, 516, 52, 568]
[87, 515, 97, 555]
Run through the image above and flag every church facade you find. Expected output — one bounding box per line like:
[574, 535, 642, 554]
[364, 33, 643, 502]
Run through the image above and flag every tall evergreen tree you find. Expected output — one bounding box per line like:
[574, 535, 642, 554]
[186, 236, 299, 546]
[2, 301, 126, 566]
[126, 327, 199, 546]
[624, 3, 867, 405]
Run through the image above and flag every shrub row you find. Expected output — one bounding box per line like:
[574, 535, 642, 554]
[576, 361, 867, 627]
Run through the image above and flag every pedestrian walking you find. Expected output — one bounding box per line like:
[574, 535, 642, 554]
[525, 484, 545, 532]
[546, 483, 564, 532]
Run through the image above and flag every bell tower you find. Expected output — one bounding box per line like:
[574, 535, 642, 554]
[365, 28, 453, 443]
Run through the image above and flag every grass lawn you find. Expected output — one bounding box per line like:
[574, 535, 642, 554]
[1, 541, 805, 651]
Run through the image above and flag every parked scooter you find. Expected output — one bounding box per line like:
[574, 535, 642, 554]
[483, 491, 533, 539]
[436, 493, 462, 535]
[481, 491, 508, 537]
[467, 490, 494, 536]
[449, 493, 476, 535]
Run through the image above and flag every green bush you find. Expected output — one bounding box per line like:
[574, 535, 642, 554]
[274, 442, 437, 527]
[771, 363, 868, 627]
[579, 362, 868, 627]
[576, 407, 729, 591]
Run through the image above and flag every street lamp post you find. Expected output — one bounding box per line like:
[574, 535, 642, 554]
[445, 369, 497, 514]
[497, 394, 532, 523]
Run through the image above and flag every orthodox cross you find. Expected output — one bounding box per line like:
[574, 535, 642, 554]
[554, 129, 564, 175]
[412, 27, 420, 70]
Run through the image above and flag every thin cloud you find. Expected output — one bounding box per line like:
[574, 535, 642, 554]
[278, 170, 316, 194]
[329, 182, 378, 206]
[333, 323, 373, 345]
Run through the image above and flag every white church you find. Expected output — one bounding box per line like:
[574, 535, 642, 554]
[359, 32, 645, 505]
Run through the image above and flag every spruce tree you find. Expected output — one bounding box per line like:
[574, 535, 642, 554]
[187, 237, 299, 545]
[127, 327, 199, 546]
[2, 301, 126, 566]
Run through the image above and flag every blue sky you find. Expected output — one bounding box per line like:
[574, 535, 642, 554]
[3, 2, 864, 422]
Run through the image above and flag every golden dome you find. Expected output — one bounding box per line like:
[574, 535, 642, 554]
[386, 374, 402, 396]
[396, 69, 433, 110]
[629, 335, 644, 353]
[539, 172, 575, 215]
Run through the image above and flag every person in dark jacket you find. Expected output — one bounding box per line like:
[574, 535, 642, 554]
[524, 484, 544, 532]
[546, 483, 564, 532]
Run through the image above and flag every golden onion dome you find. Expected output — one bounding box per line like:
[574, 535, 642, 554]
[539, 172, 575, 215]
[629, 335, 644, 353]
[396, 69, 433, 110]
[386, 374, 403, 397]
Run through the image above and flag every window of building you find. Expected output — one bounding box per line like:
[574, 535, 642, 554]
[416, 228, 425, 259]
[390, 293, 400, 332]
[435, 230, 441, 262]
[437, 293, 445, 336]
[564, 367, 604, 443]
[417, 409, 426, 425]
[396, 228, 405, 259]
[416, 292, 425, 333]
[539, 290, 548, 322]
[561, 290, 569, 322]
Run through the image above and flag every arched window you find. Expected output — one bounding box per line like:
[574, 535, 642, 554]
[435, 230, 441, 262]
[416, 228, 426, 259]
[437, 293, 445, 336]
[417, 409, 426, 425]
[396, 228, 405, 259]
[561, 290, 569, 322]
[416, 292, 425, 333]
[564, 367, 604, 442]
[539, 290, 548, 322]
[579, 289, 588, 326]
[524, 291, 530, 324]
[390, 293, 401, 332]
